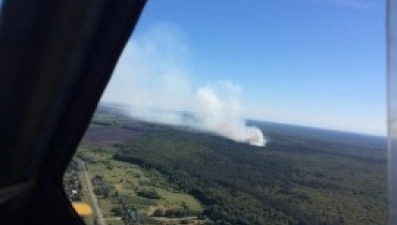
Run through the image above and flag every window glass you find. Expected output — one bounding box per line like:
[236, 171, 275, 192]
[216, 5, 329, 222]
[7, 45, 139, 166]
[64, 1, 387, 225]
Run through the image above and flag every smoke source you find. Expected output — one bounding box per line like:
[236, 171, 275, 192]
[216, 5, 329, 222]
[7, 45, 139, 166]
[193, 84, 265, 147]
[103, 23, 266, 147]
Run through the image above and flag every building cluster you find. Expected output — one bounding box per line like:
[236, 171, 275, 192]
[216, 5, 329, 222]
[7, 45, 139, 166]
[64, 161, 82, 202]
[91, 174, 140, 224]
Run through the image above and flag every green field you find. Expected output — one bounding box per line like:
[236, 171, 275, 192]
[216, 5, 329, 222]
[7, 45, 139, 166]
[75, 147, 205, 225]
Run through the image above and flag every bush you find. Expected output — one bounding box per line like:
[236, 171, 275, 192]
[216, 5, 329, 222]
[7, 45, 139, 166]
[197, 213, 206, 220]
[137, 189, 161, 199]
[165, 208, 187, 218]
[153, 208, 165, 217]
[110, 207, 122, 216]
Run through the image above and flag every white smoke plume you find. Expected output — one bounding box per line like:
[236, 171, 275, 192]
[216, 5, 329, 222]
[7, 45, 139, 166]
[103, 23, 266, 147]
[193, 83, 265, 147]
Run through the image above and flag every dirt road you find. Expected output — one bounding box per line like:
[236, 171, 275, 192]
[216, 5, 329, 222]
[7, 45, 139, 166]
[81, 161, 107, 225]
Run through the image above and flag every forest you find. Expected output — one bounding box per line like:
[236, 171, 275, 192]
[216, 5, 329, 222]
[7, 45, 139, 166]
[106, 116, 388, 225]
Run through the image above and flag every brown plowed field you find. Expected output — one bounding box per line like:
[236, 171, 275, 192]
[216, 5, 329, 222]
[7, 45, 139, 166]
[81, 126, 142, 148]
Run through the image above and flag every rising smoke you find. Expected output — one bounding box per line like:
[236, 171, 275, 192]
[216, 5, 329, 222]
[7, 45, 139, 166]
[103, 23, 266, 147]
[193, 83, 265, 147]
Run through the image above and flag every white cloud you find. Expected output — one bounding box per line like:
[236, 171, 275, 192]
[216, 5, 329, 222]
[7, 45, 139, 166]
[102, 22, 192, 111]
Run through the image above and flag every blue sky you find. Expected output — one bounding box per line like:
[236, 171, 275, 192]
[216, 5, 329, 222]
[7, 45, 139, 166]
[103, 0, 386, 136]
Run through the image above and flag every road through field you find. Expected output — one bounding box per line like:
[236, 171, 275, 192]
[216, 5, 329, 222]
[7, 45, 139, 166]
[80, 160, 107, 225]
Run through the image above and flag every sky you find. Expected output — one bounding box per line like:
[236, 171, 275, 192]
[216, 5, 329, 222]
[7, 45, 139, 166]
[102, 0, 386, 136]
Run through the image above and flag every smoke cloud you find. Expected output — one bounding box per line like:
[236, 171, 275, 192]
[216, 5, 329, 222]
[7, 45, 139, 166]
[103, 23, 266, 147]
[193, 83, 265, 147]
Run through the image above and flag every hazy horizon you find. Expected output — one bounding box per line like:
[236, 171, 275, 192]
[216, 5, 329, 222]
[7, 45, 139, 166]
[99, 101, 386, 138]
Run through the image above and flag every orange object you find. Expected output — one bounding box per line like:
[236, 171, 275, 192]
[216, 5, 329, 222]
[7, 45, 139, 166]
[72, 202, 92, 216]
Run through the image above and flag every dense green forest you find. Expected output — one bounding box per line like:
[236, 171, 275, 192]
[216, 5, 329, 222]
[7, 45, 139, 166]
[108, 118, 387, 225]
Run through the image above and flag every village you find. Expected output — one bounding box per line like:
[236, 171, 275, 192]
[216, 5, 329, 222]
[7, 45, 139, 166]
[64, 157, 141, 225]
[64, 148, 208, 225]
